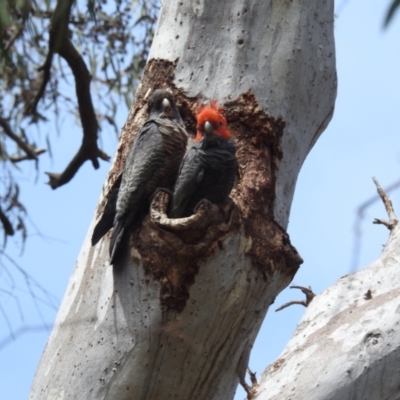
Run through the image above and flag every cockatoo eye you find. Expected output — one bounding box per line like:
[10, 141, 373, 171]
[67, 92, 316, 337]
[162, 98, 171, 109]
[204, 121, 213, 134]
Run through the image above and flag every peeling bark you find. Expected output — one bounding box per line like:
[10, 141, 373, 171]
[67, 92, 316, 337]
[30, 1, 336, 399]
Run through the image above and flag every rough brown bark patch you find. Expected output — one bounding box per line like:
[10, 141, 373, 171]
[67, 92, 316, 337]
[225, 93, 302, 280]
[225, 93, 284, 217]
[131, 191, 241, 312]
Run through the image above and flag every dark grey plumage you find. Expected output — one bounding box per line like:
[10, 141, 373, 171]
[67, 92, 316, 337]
[169, 119, 237, 219]
[91, 173, 122, 246]
[92, 89, 188, 263]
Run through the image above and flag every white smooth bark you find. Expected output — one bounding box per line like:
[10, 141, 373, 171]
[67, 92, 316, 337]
[255, 222, 400, 400]
[30, 1, 336, 399]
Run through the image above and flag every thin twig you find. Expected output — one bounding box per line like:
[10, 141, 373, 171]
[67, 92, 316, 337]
[9, 148, 46, 163]
[0, 324, 52, 350]
[25, 53, 54, 117]
[350, 177, 400, 272]
[372, 177, 398, 230]
[247, 367, 258, 386]
[276, 300, 308, 312]
[276, 285, 315, 312]
[0, 117, 39, 160]
[240, 368, 259, 400]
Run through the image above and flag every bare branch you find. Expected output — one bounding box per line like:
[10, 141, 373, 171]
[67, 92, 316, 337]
[357, 178, 400, 216]
[372, 177, 398, 230]
[25, 0, 74, 116]
[351, 177, 400, 272]
[276, 285, 315, 312]
[27, 0, 110, 189]
[25, 54, 54, 117]
[44, 37, 110, 189]
[0, 324, 52, 351]
[45, 145, 109, 189]
[9, 148, 46, 163]
[0, 117, 40, 160]
[240, 368, 259, 400]
[248, 368, 258, 386]
[275, 300, 307, 312]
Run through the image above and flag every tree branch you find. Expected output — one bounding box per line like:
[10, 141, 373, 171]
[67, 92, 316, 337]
[351, 177, 400, 272]
[25, 0, 73, 117]
[0, 117, 42, 160]
[240, 368, 259, 400]
[25, 52, 53, 118]
[25, 0, 110, 189]
[256, 221, 400, 399]
[45, 35, 111, 189]
[372, 177, 398, 230]
[275, 285, 315, 312]
[9, 148, 46, 163]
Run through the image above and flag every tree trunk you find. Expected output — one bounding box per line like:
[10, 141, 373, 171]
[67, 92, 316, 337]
[30, 1, 336, 399]
[255, 210, 400, 400]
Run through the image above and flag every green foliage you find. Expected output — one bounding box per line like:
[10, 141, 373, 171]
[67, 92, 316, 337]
[0, 0, 158, 250]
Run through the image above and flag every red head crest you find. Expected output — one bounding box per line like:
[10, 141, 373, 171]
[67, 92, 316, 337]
[195, 101, 231, 142]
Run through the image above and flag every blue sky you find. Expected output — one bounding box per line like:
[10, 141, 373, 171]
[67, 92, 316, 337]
[1, 1, 400, 399]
